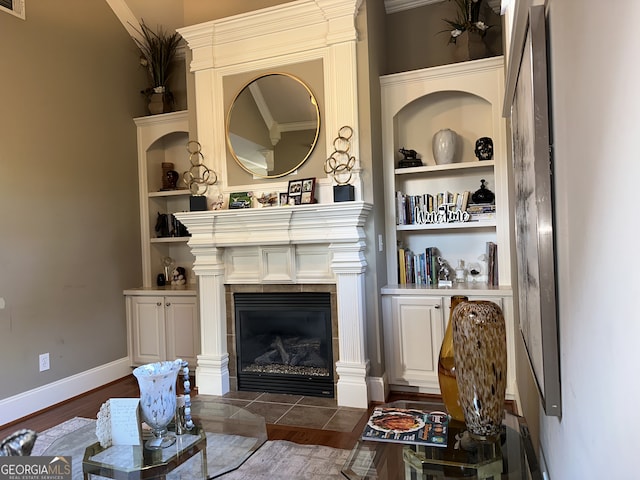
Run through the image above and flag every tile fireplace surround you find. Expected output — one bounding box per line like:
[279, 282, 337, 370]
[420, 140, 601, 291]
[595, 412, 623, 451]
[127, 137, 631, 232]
[175, 201, 373, 408]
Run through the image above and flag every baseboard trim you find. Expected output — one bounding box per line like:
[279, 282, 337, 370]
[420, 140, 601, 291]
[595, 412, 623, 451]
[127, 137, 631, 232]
[367, 374, 388, 403]
[0, 357, 131, 426]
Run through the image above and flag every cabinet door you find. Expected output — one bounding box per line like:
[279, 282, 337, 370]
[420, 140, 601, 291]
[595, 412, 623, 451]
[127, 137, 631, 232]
[127, 296, 166, 365]
[383, 295, 444, 389]
[164, 296, 199, 366]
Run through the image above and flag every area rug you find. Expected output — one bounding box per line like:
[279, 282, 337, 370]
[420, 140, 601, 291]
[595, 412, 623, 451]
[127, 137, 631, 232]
[31, 418, 350, 479]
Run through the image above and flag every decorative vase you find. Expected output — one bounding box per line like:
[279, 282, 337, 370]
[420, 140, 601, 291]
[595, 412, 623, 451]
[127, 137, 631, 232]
[432, 129, 457, 165]
[471, 179, 495, 204]
[148, 86, 174, 115]
[454, 32, 491, 63]
[437, 295, 468, 422]
[452, 300, 507, 440]
[133, 359, 182, 449]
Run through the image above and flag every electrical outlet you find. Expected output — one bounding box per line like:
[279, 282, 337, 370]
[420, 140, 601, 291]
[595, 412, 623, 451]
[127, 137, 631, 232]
[39, 353, 50, 372]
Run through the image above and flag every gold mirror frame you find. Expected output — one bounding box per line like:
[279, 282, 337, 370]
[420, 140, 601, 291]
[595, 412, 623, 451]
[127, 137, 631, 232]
[226, 73, 321, 179]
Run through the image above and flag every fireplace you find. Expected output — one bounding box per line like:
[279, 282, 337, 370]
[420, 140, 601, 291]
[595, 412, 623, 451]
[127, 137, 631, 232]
[234, 292, 334, 397]
[175, 203, 373, 408]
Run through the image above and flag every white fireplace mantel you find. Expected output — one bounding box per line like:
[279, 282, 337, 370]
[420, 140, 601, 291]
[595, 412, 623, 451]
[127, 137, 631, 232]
[175, 202, 373, 408]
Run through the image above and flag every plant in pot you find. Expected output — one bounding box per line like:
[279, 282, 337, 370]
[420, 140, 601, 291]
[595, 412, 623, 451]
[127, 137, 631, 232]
[441, 0, 493, 61]
[133, 20, 181, 115]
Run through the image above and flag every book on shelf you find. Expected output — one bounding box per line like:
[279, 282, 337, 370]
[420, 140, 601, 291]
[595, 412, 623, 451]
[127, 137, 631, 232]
[361, 406, 449, 447]
[486, 241, 498, 286]
[395, 191, 471, 225]
[469, 212, 496, 221]
[398, 248, 407, 284]
[466, 203, 496, 214]
[397, 246, 440, 286]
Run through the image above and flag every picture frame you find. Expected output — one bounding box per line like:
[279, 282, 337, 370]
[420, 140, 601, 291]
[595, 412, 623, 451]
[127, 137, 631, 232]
[287, 180, 303, 205]
[229, 191, 252, 209]
[300, 178, 316, 204]
[506, 5, 561, 417]
[279, 192, 288, 206]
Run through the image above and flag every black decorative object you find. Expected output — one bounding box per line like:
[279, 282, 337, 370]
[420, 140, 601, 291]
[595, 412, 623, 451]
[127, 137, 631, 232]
[474, 137, 494, 161]
[155, 213, 190, 237]
[155, 212, 171, 238]
[189, 195, 208, 211]
[156, 273, 166, 287]
[471, 179, 495, 204]
[398, 147, 423, 168]
[334, 185, 355, 202]
[166, 170, 179, 189]
[474, 137, 493, 160]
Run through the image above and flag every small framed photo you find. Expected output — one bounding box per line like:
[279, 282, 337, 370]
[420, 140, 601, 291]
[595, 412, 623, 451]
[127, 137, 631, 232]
[229, 192, 252, 209]
[300, 178, 316, 204]
[287, 180, 303, 205]
[279, 192, 288, 206]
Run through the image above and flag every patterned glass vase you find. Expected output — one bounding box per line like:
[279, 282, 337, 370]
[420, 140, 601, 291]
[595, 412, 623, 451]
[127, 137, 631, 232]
[452, 300, 507, 440]
[437, 295, 468, 422]
[133, 359, 182, 449]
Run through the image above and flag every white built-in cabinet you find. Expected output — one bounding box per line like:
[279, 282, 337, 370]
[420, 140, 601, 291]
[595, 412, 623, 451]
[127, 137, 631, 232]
[380, 57, 517, 399]
[382, 289, 515, 397]
[125, 291, 199, 367]
[125, 111, 200, 368]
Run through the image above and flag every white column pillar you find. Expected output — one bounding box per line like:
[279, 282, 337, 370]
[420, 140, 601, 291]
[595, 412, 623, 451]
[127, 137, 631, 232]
[330, 240, 369, 408]
[191, 245, 229, 396]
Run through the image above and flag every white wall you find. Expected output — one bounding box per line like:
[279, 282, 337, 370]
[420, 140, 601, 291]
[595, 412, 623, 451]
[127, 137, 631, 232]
[539, 0, 640, 477]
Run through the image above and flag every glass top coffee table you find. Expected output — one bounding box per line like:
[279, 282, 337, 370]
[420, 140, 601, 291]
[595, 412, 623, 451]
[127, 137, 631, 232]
[43, 397, 267, 479]
[341, 401, 542, 480]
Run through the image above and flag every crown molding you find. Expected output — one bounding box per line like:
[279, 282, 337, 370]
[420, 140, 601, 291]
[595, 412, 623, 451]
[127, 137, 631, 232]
[384, 0, 501, 15]
[178, 0, 362, 71]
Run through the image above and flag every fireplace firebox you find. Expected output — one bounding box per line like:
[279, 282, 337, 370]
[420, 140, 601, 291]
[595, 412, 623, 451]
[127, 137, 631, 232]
[234, 292, 334, 397]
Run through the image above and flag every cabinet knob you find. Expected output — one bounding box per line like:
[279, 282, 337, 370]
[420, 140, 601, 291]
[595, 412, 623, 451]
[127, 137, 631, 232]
[434, 305, 440, 309]
[156, 302, 162, 307]
[166, 303, 171, 307]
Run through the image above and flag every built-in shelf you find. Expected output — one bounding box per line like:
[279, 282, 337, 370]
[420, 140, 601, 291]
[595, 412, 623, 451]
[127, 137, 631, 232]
[395, 160, 495, 176]
[397, 220, 496, 231]
[148, 189, 191, 198]
[150, 237, 191, 244]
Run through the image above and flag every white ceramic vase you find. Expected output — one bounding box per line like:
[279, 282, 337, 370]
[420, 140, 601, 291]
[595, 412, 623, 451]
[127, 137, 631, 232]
[432, 128, 458, 165]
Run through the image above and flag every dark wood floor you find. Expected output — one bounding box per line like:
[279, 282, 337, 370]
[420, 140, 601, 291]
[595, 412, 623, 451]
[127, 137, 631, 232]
[0, 376, 511, 450]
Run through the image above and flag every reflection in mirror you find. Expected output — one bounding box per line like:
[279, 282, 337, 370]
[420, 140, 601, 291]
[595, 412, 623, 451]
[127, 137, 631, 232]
[226, 73, 320, 178]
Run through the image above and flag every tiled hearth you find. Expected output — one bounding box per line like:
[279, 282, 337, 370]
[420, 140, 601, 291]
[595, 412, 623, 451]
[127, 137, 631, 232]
[205, 390, 367, 432]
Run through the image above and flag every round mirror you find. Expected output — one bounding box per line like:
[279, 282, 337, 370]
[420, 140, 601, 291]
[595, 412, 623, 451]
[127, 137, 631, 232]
[226, 73, 320, 178]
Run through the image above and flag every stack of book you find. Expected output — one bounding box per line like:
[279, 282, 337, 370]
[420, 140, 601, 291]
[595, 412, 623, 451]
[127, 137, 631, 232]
[466, 203, 496, 221]
[398, 247, 439, 286]
[396, 191, 470, 225]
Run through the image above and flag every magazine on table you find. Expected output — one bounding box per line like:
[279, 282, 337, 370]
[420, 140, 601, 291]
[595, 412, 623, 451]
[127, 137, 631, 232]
[361, 407, 449, 447]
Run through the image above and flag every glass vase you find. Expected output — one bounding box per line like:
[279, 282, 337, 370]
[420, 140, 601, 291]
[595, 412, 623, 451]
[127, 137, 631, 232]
[133, 359, 182, 449]
[437, 295, 468, 422]
[452, 300, 507, 440]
